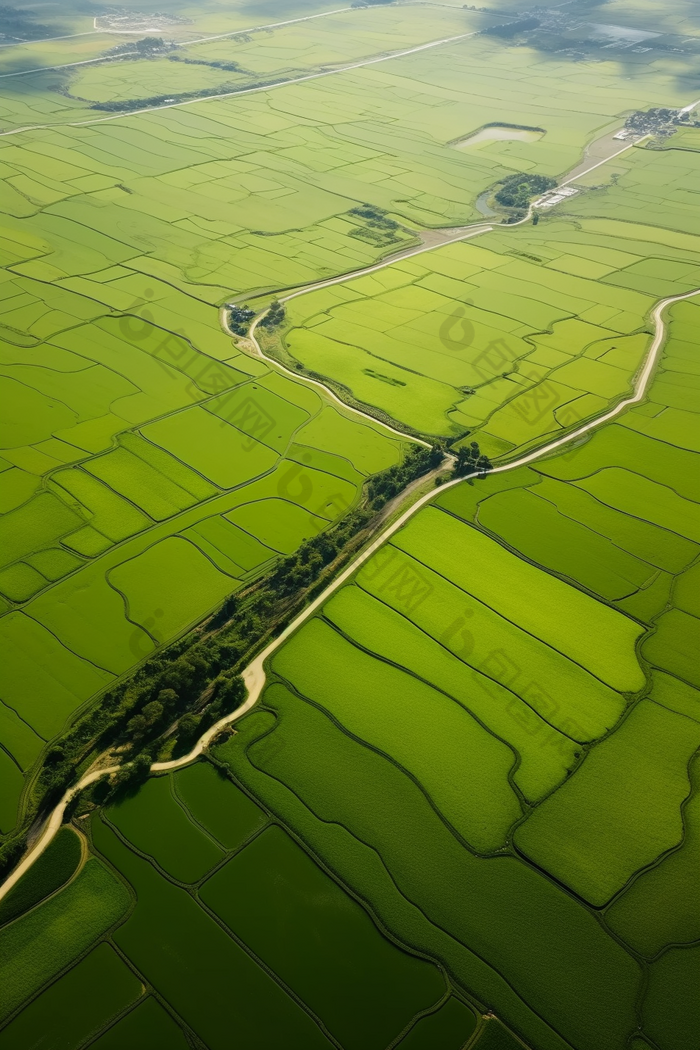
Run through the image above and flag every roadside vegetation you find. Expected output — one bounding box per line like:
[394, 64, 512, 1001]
[0, 439, 447, 875]
[493, 172, 557, 212]
[2, 4, 700, 1049]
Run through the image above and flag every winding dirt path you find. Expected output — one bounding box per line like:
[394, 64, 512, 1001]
[3, 78, 700, 899]
[215, 118, 661, 440]
[1, 283, 697, 903]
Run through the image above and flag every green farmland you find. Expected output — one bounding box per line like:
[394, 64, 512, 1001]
[2, 0, 700, 1047]
[217, 292, 700, 1050]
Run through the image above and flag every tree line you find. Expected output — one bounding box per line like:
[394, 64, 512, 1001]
[0, 437, 489, 873]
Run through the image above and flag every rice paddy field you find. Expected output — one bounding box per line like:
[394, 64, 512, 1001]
[282, 213, 700, 446]
[213, 293, 700, 1050]
[2, 0, 700, 1047]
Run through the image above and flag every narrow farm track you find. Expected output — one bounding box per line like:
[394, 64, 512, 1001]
[1, 283, 697, 903]
[0, 26, 481, 137]
[3, 18, 700, 897]
[0, 7, 359, 79]
[216, 119, 675, 436]
[0, 6, 354, 52]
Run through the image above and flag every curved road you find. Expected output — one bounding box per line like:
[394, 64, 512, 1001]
[1, 283, 697, 903]
[0, 24, 481, 137]
[220, 304, 434, 449]
[216, 116, 655, 445]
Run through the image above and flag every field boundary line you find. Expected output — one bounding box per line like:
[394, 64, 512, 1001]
[0, 27, 480, 137]
[2, 286, 695, 902]
[125, 282, 700, 749]
[220, 308, 435, 449]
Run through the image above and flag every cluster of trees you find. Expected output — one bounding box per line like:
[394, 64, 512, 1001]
[106, 673, 246, 801]
[168, 55, 242, 72]
[270, 444, 442, 596]
[366, 443, 443, 508]
[38, 637, 247, 807]
[107, 37, 170, 56]
[0, 439, 461, 873]
[258, 300, 285, 330]
[91, 82, 237, 111]
[270, 510, 371, 597]
[494, 173, 556, 210]
[453, 440, 492, 477]
[133, 36, 167, 52]
[228, 304, 256, 335]
[484, 17, 540, 38]
[348, 204, 401, 246]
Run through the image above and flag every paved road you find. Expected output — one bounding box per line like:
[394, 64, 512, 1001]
[0, 25, 480, 136]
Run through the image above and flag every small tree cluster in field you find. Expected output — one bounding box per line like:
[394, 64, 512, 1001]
[349, 204, 401, 246]
[366, 443, 443, 509]
[108, 37, 170, 55]
[108, 750, 153, 801]
[494, 173, 556, 210]
[484, 16, 540, 39]
[168, 55, 242, 72]
[135, 36, 166, 52]
[453, 441, 492, 478]
[270, 510, 371, 597]
[228, 305, 255, 335]
[258, 300, 285, 330]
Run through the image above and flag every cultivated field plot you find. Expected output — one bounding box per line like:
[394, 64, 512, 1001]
[0, 759, 462, 1050]
[4, 0, 693, 843]
[3, 2, 700, 1049]
[0, 343, 403, 833]
[564, 133, 700, 238]
[215, 299, 700, 1050]
[282, 216, 700, 444]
